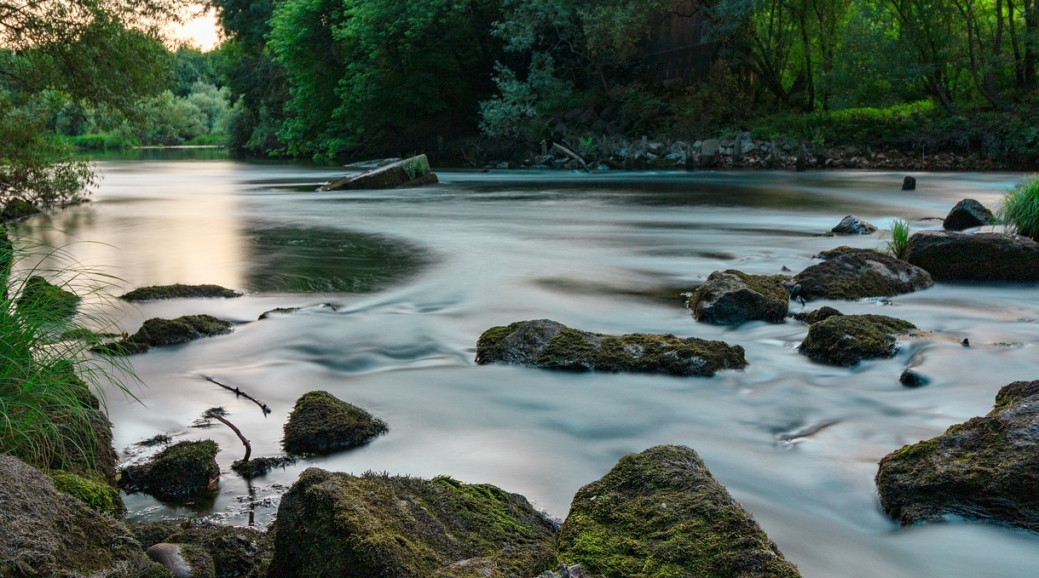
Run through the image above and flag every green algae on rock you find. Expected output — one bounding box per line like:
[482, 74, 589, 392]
[134, 521, 272, 578]
[793, 247, 933, 300]
[282, 391, 388, 455]
[557, 445, 802, 578]
[475, 319, 747, 377]
[267, 469, 557, 578]
[120, 284, 242, 301]
[119, 440, 220, 501]
[877, 380, 1039, 531]
[0, 455, 169, 578]
[47, 470, 124, 516]
[1, 197, 41, 221]
[16, 275, 80, 318]
[792, 306, 843, 325]
[798, 314, 916, 366]
[94, 314, 233, 355]
[687, 270, 790, 325]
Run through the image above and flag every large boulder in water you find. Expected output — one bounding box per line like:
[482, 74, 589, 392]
[266, 469, 557, 577]
[905, 230, 1039, 282]
[943, 199, 993, 231]
[877, 380, 1039, 531]
[119, 440, 220, 501]
[793, 247, 933, 300]
[321, 154, 438, 191]
[282, 391, 387, 455]
[831, 215, 877, 235]
[475, 319, 747, 377]
[798, 314, 916, 366]
[557, 445, 802, 578]
[0, 455, 165, 577]
[687, 270, 789, 325]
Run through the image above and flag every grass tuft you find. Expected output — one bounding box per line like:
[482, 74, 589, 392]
[886, 219, 912, 260]
[997, 176, 1039, 242]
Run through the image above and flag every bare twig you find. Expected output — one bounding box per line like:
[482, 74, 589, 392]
[202, 376, 271, 416]
[204, 408, 251, 463]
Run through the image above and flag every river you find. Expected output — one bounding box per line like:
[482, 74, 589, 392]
[10, 153, 1039, 577]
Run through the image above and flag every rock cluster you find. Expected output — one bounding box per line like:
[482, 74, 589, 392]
[476, 319, 748, 377]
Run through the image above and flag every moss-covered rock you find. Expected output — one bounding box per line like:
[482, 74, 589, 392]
[121, 284, 242, 301]
[687, 270, 789, 325]
[119, 440, 220, 501]
[135, 522, 271, 578]
[282, 391, 388, 455]
[0, 455, 169, 578]
[798, 314, 916, 366]
[557, 445, 801, 578]
[791, 306, 843, 325]
[905, 230, 1039, 282]
[877, 380, 1039, 531]
[147, 543, 216, 578]
[231, 456, 297, 479]
[16, 275, 80, 317]
[321, 154, 438, 191]
[95, 315, 233, 355]
[475, 319, 747, 377]
[1, 197, 41, 221]
[267, 469, 557, 578]
[943, 199, 993, 231]
[793, 247, 933, 300]
[47, 470, 124, 516]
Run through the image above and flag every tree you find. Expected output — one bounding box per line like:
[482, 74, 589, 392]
[0, 0, 183, 206]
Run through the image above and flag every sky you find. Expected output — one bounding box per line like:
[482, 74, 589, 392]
[166, 9, 222, 51]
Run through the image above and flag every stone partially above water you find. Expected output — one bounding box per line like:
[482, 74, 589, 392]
[877, 380, 1039, 531]
[557, 445, 802, 578]
[687, 270, 789, 325]
[831, 215, 877, 235]
[266, 469, 557, 578]
[321, 154, 438, 191]
[119, 440, 220, 501]
[121, 284, 242, 301]
[798, 314, 916, 366]
[905, 230, 1039, 282]
[943, 199, 993, 231]
[793, 247, 933, 300]
[475, 320, 747, 377]
[282, 391, 388, 455]
[94, 314, 233, 355]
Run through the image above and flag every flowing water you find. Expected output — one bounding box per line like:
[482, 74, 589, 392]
[10, 154, 1039, 577]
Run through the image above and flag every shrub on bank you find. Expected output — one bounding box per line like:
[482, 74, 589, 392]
[998, 176, 1039, 242]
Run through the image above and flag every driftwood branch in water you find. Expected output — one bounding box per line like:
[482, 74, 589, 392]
[203, 376, 272, 415]
[204, 409, 252, 463]
[551, 142, 591, 173]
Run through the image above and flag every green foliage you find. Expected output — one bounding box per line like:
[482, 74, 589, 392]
[479, 55, 576, 140]
[886, 219, 912, 260]
[48, 470, 123, 515]
[998, 176, 1039, 242]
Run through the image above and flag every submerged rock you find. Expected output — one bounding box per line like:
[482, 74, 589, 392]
[831, 215, 877, 235]
[475, 319, 747, 377]
[121, 284, 242, 301]
[793, 247, 933, 300]
[943, 199, 993, 231]
[0, 455, 164, 577]
[798, 314, 916, 366]
[905, 230, 1039, 282]
[321, 154, 438, 191]
[877, 380, 1039, 531]
[557, 445, 801, 578]
[282, 391, 388, 455]
[687, 270, 789, 325]
[95, 315, 233, 355]
[16, 275, 80, 317]
[119, 440, 220, 501]
[267, 469, 557, 577]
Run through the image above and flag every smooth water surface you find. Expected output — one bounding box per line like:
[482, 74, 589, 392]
[11, 156, 1039, 577]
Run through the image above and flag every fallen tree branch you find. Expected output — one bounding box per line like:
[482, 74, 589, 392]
[551, 142, 591, 173]
[204, 408, 251, 463]
[202, 376, 272, 415]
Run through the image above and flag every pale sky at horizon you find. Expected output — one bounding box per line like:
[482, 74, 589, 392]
[167, 9, 222, 52]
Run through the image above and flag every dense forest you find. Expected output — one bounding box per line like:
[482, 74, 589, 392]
[4, 0, 1039, 205]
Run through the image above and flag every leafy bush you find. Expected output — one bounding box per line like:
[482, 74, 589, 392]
[997, 176, 1039, 241]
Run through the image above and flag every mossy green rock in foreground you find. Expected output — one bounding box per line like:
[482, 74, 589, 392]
[266, 469, 557, 577]
[798, 314, 916, 366]
[282, 391, 388, 455]
[119, 440, 220, 501]
[793, 247, 933, 300]
[557, 445, 801, 578]
[0, 455, 169, 578]
[133, 521, 272, 578]
[95, 314, 233, 355]
[16, 275, 80, 317]
[688, 270, 789, 325]
[905, 230, 1039, 281]
[121, 284, 242, 301]
[476, 319, 747, 377]
[877, 380, 1039, 531]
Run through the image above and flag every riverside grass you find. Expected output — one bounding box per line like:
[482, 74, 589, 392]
[886, 219, 911, 260]
[0, 230, 137, 477]
[998, 176, 1039, 242]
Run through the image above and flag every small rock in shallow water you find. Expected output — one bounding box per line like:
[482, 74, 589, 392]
[899, 369, 929, 387]
[902, 176, 916, 190]
[831, 215, 878, 235]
